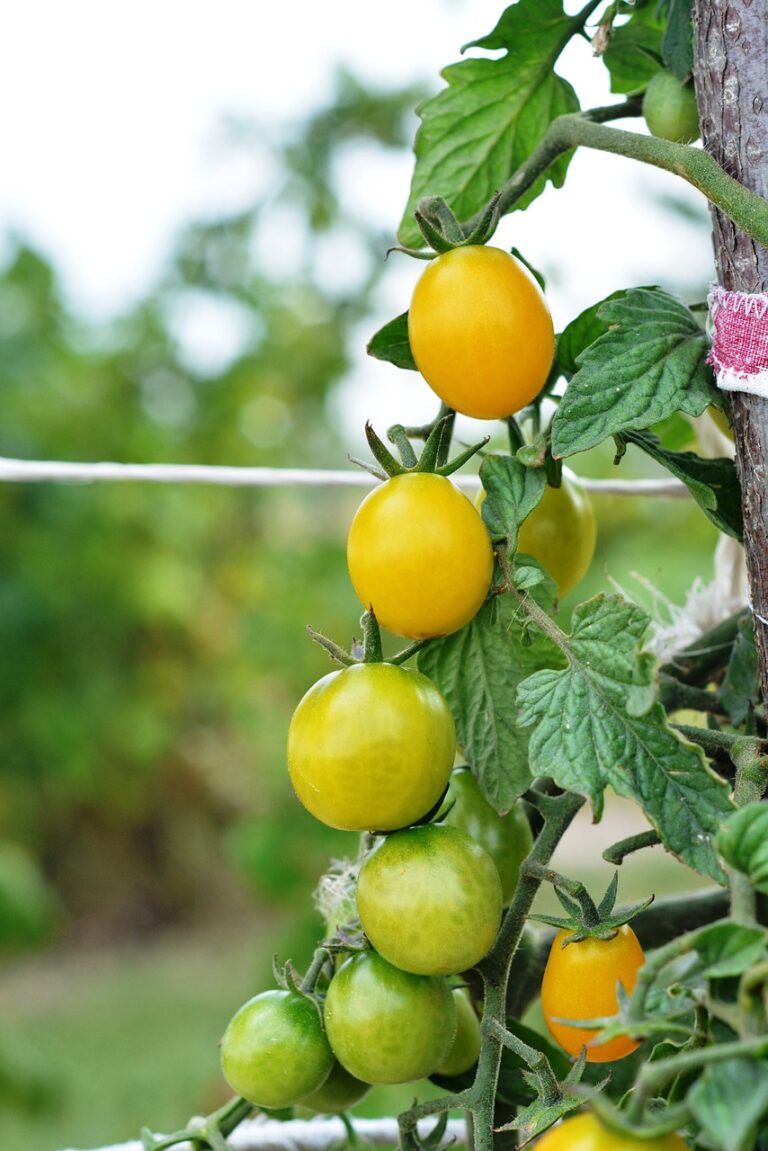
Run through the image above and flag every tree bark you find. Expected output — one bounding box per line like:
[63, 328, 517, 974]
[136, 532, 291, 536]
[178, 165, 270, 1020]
[693, 1, 768, 705]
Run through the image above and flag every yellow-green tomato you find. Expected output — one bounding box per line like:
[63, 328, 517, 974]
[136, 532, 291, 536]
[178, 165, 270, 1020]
[442, 768, 533, 905]
[534, 1112, 689, 1150]
[287, 662, 455, 832]
[301, 1060, 370, 1113]
[220, 990, 333, 1108]
[408, 245, 555, 420]
[517, 479, 596, 597]
[347, 472, 493, 640]
[324, 952, 456, 1084]
[434, 989, 482, 1076]
[356, 824, 503, 975]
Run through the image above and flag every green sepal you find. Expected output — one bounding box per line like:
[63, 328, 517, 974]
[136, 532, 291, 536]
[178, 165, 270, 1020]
[414, 196, 465, 253]
[461, 191, 502, 246]
[364, 421, 406, 476]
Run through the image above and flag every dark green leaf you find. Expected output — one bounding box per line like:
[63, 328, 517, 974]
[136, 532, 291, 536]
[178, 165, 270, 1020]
[479, 454, 546, 547]
[517, 595, 733, 880]
[552, 289, 718, 458]
[556, 288, 646, 378]
[366, 311, 417, 371]
[603, 5, 664, 94]
[720, 615, 758, 725]
[689, 1058, 768, 1151]
[419, 595, 564, 813]
[661, 0, 694, 80]
[694, 922, 768, 978]
[510, 246, 546, 291]
[398, 0, 581, 247]
[717, 804, 768, 894]
[624, 430, 743, 541]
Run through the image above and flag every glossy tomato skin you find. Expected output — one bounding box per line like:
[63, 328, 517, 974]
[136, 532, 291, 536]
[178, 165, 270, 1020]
[324, 951, 457, 1084]
[434, 988, 482, 1076]
[220, 990, 333, 1108]
[441, 767, 533, 905]
[287, 662, 455, 832]
[534, 1113, 688, 1150]
[301, 1059, 370, 1113]
[357, 824, 502, 975]
[408, 245, 555, 420]
[517, 479, 596, 598]
[347, 472, 493, 640]
[541, 926, 644, 1063]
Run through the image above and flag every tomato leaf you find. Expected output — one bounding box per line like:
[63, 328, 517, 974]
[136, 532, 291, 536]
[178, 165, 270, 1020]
[623, 430, 743, 541]
[398, 0, 581, 247]
[660, 0, 694, 81]
[517, 595, 733, 881]
[692, 922, 768, 979]
[366, 311, 417, 371]
[418, 595, 564, 813]
[603, 5, 663, 95]
[551, 289, 717, 458]
[717, 804, 768, 894]
[497, 1016, 571, 1108]
[689, 1057, 768, 1151]
[720, 615, 758, 725]
[479, 454, 546, 547]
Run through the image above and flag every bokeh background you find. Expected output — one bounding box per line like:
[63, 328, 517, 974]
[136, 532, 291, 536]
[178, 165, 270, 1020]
[0, 3, 721, 1148]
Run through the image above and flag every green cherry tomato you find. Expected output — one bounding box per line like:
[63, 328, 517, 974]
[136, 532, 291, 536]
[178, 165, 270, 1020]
[541, 926, 645, 1063]
[287, 662, 456, 832]
[347, 472, 493, 640]
[300, 1059, 370, 1113]
[434, 988, 481, 1077]
[517, 479, 596, 597]
[325, 951, 457, 1084]
[534, 1112, 689, 1150]
[356, 824, 502, 975]
[408, 245, 555, 420]
[441, 767, 533, 905]
[220, 990, 333, 1108]
[642, 70, 700, 144]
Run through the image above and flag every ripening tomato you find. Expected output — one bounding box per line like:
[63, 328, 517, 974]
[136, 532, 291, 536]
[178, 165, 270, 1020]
[541, 925, 644, 1062]
[300, 1059, 370, 1113]
[517, 479, 596, 597]
[324, 951, 456, 1084]
[434, 988, 482, 1077]
[534, 1113, 689, 1150]
[441, 767, 533, 905]
[287, 662, 455, 832]
[357, 824, 502, 975]
[408, 245, 555, 420]
[220, 990, 333, 1108]
[347, 472, 493, 640]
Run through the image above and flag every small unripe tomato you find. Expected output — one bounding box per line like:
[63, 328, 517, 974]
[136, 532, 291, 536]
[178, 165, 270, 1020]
[642, 70, 699, 144]
[534, 1112, 689, 1150]
[408, 245, 555, 419]
[356, 824, 503, 975]
[434, 988, 482, 1076]
[287, 662, 455, 832]
[300, 1060, 370, 1113]
[540, 925, 644, 1063]
[347, 472, 493, 640]
[220, 990, 333, 1108]
[517, 478, 596, 597]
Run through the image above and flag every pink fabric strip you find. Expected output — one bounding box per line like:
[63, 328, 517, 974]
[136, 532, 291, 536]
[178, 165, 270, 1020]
[708, 285, 768, 397]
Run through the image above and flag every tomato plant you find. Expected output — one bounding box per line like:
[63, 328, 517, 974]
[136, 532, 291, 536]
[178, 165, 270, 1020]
[642, 70, 700, 145]
[540, 926, 644, 1063]
[323, 951, 457, 1084]
[407, 245, 555, 419]
[517, 479, 596, 597]
[347, 471, 493, 640]
[287, 661, 455, 831]
[219, 990, 333, 1109]
[434, 988, 482, 1077]
[533, 1112, 689, 1150]
[441, 767, 533, 905]
[356, 824, 503, 975]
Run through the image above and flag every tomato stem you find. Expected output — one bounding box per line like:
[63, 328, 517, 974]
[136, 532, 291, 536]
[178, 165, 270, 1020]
[361, 610, 383, 663]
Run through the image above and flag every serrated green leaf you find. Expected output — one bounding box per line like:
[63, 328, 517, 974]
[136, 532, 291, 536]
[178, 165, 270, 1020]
[517, 595, 733, 880]
[480, 454, 546, 546]
[366, 311, 417, 371]
[623, 430, 743, 541]
[603, 5, 664, 94]
[717, 803, 768, 894]
[693, 922, 768, 978]
[660, 0, 694, 80]
[398, 0, 581, 247]
[689, 1058, 768, 1151]
[721, 615, 758, 725]
[551, 289, 718, 458]
[556, 288, 653, 378]
[496, 1016, 572, 1109]
[418, 594, 564, 813]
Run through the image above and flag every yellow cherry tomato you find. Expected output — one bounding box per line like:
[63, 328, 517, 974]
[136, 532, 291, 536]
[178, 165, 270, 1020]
[347, 472, 493, 639]
[534, 1112, 688, 1150]
[408, 245, 555, 420]
[517, 479, 596, 597]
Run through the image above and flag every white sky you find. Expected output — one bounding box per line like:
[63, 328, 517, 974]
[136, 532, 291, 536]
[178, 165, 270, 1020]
[0, 0, 715, 439]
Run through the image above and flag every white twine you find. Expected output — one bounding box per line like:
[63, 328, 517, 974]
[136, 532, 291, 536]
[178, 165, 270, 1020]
[0, 456, 688, 498]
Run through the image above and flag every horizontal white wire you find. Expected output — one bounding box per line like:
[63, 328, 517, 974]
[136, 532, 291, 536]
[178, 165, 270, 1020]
[0, 456, 688, 497]
[59, 1115, 468, 1151]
